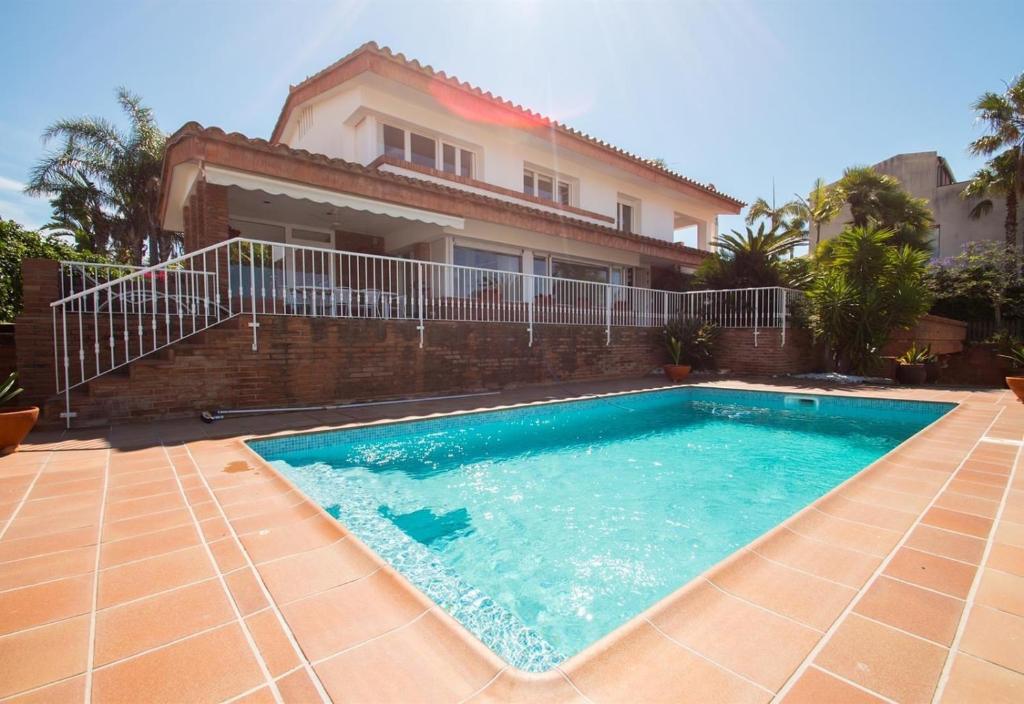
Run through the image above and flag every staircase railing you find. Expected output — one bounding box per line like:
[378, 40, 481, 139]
[50, 236, 802, 426]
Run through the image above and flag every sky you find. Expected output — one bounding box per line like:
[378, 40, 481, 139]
[1, 0, 1022, 241]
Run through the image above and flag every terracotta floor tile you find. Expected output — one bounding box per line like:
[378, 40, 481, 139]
[0, 574, 93, 635]
[105, 478, 178, 504]
[940, 653, 1024, 704]
[314, 609, 502, 704]
[245, 609, 300, 677]
[905, 525, 986, 564]
[256, 538, 378, 604]
[975, 568, 1024, 618]
[648, 580, 820, 691]
[208, 537, 247, 573]
[198, 516, 232, 543]
[237, 515, 343, 564]
[229, 501, 319, 536]
[190, 500, 220, 521]
[853, 576, 964, 645]
[884, 548, 977, 598]
[995, 520, 1024, 548]
[563, 619, 770, 704]
[816, 614, 947, 704]
[753, 528, 880, 589]
[18, 492, 102, 519]
[781, 666, 888, 704]
[816, 495, 917, 532]
[709, 550, 857, 630]
[0, 526, 97, 563]
[94, 578, 234, 666]
[989, 542, 1024, 577]
[465, 670, 588, 704]
[960, 605, 1024, 674]
[956, 469, 1007, 487]
[30, 477, 104, 499]
[97, 545, 215, 608]
[935, 490, 1000, 519]
[282, 569, 426, 661]
[102, 493, 186, 523]
[91, 623, 266, 704]
[98, 524, 200, 569]
[224, 567, 270, 616]
[0, 614, 89, 699]
[0, 545, 96, 591]
[786, 510, 901, 557]
[922, 507, 994, 539]
[4, 506, 100, 541]
[231, 687, 276, 704]
[275, 668, 322, 703]
[220, 490, 304, 521]
[2, 675, 86, 704]
[99, 507, 192, 543]
[947, 479, 1003, 501]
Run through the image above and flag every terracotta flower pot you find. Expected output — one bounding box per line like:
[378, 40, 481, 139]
[896, 363, 927, 385]
[663, 364, 692, 383]
[1007, 377, 1024, 403]
[0, 407, 39, 456]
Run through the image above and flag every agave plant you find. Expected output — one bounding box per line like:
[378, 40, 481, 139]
[897, 342, 935, 365]
[1, 372, 23, 406]
[663, 315, 719, 368]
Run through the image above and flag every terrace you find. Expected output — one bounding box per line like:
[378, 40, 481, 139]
[1, 377, 1021, 704]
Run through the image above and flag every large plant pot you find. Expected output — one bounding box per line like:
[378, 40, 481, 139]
[663, 364, 692, 383]
[897, 363, 927, 385]
[0, 407, 39, 456]
[1007, 377, 1024, 403]
[924, 359, 940, 383]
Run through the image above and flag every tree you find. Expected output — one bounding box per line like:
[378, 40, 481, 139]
[807, 226, 932, 374]
[744, 197, 793, 231]
[790, 178, 842, 248]
[697, 222, 808, 289]
[833, 167, 935, 250]
[963, 149, 1018, 236]
[0, 218, 109, 322]
[968, 73, 1024, 251]
[25, 88, 178, 265]
[928, 241, 1020, 329]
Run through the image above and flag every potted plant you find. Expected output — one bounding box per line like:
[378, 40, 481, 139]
[998, 344, 1024, 402]
[0, 373, 38, 455]
[662, 315, 717, 383]
[895, 342, 931, 385]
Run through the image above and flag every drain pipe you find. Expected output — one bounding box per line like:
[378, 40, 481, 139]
[199, 391, 501, 423]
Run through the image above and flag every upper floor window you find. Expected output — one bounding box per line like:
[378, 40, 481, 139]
[381, 122, 475, 177]
[523, 167, 575, 206]
[617, 196, 640, 233]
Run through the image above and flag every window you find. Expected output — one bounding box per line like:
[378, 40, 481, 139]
[383, 124, 405, 159]
[453, 245, 522, 298]
[453, 245, 521, 272]
[410, 132, 436, 169]
[442, 144, 457, 174]
[523, 167, 575, 206]
[557, 181, 571, 206]
[291, 228, 332, 244]
[617, 197, 640, 233]
[552, 259, 609, 283]
[460, 150, 474, 178]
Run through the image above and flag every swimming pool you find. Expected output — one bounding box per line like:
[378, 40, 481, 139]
[249, 387, 951, 671]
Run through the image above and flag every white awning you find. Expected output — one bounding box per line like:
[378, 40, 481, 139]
[164, 163, 466, 231]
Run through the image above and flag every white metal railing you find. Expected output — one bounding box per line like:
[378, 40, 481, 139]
[50, 236, 800, 425]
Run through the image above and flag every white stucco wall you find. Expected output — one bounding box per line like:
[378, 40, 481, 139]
[277, 74, 726, 247]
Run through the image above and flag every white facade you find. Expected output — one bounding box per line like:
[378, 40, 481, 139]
[275, 73, 725, 250]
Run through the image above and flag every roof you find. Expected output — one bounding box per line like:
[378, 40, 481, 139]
[161, 123, 710, 266]
[269, 41, 744, 211]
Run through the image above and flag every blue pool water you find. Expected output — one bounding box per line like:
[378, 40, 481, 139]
[250, 388, 951, 671]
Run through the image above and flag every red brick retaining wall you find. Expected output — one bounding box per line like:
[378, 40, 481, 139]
[882, 314, 968, 357]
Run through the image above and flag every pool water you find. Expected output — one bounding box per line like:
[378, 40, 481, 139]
[250, 388, 951, 671]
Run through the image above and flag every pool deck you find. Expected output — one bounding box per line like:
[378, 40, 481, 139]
[1, 377, 1022, 704]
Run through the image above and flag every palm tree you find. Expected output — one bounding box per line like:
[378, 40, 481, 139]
[790, 178, 842, 249]
[697, 222, 808, 289]
[963, 148, 1018, 238]
[968, 74, 1024, 251]
[834, 167, 934, 250]
[744, 197, 793, 230]
[24, 88, 177, 264]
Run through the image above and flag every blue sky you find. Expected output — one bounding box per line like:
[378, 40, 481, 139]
[1, 0, 1022, 239]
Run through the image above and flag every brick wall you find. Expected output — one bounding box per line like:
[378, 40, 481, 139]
[715, 328, 816, 376]
[882, 314, 968, 356]
[15, 259, 61, 407]
[0, 324, 15, 377]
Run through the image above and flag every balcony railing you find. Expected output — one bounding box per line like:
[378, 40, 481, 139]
[50, 236, 800, 425]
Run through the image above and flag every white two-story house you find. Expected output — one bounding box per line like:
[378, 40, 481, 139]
[158, 41, 742, 302]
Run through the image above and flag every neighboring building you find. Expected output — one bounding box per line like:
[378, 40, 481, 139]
[816, 151, 1009, 258]
[159, 42, 742, 287]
